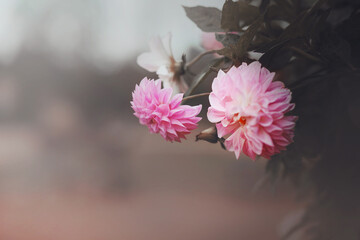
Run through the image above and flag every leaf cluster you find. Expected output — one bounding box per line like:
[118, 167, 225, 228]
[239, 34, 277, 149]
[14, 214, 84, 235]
[184, 1, 360, 239]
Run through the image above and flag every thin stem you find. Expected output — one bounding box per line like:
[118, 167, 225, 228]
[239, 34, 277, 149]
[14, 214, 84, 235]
[185, 58, 224, 97]
[288, 68, 327, 90]
[186, 50, 218, 69]
[289, 47, 323, 63]
[182, 92, 210, 103]
[307, 0, 326, 15]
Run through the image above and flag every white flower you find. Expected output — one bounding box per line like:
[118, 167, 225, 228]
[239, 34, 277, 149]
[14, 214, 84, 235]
[137, 33, 188, 94]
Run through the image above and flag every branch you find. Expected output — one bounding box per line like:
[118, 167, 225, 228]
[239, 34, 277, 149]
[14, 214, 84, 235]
[289, 47, 323, 63]
[186, 50, 218, 69]
[185, 58, 224, 97]
[182, 92, 210, 104]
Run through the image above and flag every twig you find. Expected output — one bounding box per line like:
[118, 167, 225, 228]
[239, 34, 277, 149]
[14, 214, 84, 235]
[289, 47, 323, 63]
[182, 92, 210, 103]
[307, 0, 326, 15]
[186, 50, 218, 69]
[288, 68, 327, 90]
[185, 58, 224, 97]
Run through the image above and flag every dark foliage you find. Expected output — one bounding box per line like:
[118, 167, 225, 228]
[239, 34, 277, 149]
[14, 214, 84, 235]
[185, 0, 360, 239]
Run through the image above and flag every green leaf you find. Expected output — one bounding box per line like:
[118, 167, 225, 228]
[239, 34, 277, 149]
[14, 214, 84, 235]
[183, 6, 223, 32]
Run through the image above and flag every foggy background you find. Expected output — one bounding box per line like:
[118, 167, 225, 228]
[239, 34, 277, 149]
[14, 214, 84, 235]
[0, 0, 303, 239]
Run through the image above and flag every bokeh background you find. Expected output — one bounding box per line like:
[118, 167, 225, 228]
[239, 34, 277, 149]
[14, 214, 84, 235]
[0, 0, 303, 239]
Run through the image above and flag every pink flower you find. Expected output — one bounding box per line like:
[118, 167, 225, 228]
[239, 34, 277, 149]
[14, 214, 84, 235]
[207, 61, 297, 160]
[201, 32, 223, 51]
[137, 33, 188, 95]
[131, 77, 202, 142]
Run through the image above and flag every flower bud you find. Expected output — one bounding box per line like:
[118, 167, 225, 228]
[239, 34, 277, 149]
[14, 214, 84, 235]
[196, 126, 218, 143]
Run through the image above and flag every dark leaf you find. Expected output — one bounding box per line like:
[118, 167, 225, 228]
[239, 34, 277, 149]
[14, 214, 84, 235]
[266, 0, 295, 21]
[259, 0, 271, 13]
[259, 47, 293, 71]
[277, 12, 307, 41]
[221, 0, 241, 31]
[237, 1, 260, 27]
[221, 0, 260, 31]
[232, 17, 263, 55]
[320, 34, 351, 64]
[218, 17, 263, 62]
[183, 6, 223, 32]
[266, 4, 295, 21]
[215, 33, 241, 47]
[274, 0, 293, 10]
[249, 33, 274, 52]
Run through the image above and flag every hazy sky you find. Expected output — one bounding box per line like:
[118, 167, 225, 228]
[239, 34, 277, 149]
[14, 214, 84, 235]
[0, 0, 223, 70]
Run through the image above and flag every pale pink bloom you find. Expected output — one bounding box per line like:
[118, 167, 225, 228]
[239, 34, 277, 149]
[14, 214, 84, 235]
[201, 32, 223, 51]
[131, 77, 202, 142]
[207, 61, 297, 160]
[137, 33, 187, 94]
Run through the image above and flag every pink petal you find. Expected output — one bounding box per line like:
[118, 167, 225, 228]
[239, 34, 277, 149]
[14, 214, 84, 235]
[207, 107, 225, 123]
[131, 78, 201, 142]
[216, 122, 239, 138]
[206, 61, 297, 159]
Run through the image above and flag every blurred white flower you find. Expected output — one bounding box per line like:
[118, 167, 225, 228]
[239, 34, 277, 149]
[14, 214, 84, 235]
[137, 33, 188, 94]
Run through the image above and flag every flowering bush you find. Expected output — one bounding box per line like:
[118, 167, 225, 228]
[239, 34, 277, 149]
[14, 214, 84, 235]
[133, 57, 296, 159]
[131, 1, 360, 239]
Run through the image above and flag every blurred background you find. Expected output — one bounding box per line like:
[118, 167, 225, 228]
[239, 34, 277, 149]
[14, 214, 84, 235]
[0, 0, 303, 239]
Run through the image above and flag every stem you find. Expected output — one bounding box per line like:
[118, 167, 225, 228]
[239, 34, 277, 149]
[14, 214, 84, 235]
[186, 50, 218, 69]
[289, 47, 323, 63]
[307, 0, 326, 15]
[182, 92, 210, 103]
[288, 68, 327, 90]
[185, 58, 224, 97]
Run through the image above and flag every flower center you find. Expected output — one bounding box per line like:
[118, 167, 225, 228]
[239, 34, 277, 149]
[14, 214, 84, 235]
[169, 56, 186, 79]
[169, 57, 177, 74]
[233, 113, 247, 126]
[239, 116, 247, 126]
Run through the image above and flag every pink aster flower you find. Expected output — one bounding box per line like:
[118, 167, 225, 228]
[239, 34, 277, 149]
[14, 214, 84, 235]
[131, 77, 202, 142]
[207, 61, 297, 160]
[137, 33, 188, 95]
